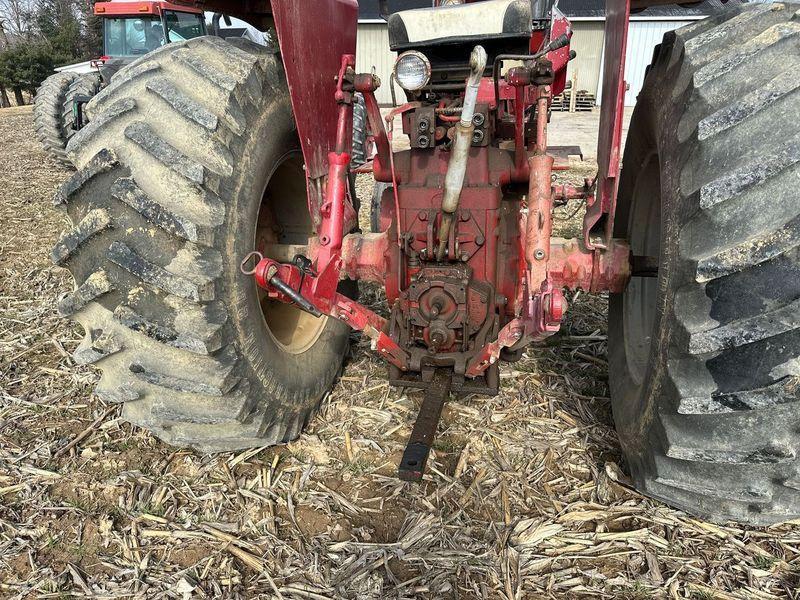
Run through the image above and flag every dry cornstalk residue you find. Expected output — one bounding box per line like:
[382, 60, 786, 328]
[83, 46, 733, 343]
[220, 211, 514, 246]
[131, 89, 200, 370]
[0, 105, 798, 599]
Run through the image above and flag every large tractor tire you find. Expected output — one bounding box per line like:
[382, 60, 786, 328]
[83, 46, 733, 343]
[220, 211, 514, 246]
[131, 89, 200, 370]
[609, 2, 800, 524]
[34, 72, 78, 167]
[54, 37, 352, 452]
[62, 73, 102, 147]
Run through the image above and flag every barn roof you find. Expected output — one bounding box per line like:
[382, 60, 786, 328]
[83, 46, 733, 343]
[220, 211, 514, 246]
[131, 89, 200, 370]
[358, 0, 746, 21]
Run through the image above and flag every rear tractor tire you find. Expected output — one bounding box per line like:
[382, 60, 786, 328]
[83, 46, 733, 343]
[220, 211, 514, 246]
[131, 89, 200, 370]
[610, 2, 800, 524]
[53, 36, 352, 452]
[370, 181, 392, 234]
[62, 73, 102, 148]
[351, 92, 369, 168]
[34, 72, 78, 167]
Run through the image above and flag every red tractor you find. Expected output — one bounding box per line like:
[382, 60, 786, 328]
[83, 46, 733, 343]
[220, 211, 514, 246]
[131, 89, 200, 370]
[34, 1, 207, 165]
[52, 0, 800, 525]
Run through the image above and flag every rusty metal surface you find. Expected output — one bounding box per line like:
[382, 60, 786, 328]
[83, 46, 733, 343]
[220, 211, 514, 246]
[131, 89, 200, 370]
[236, 1, 638, 403]
[389, 364, 499, 396]
[548, 237, 631, 293]
[398, 369, 452, 482]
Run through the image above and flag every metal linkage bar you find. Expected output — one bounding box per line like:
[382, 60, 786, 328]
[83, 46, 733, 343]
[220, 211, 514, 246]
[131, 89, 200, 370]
[398, 369, 452, 482]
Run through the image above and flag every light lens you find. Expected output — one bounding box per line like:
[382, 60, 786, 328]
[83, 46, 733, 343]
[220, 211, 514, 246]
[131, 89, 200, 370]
[394, 51, 431, 91]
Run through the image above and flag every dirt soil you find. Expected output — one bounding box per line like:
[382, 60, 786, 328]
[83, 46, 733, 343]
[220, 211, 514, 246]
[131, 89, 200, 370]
[1, 105, 799, 599]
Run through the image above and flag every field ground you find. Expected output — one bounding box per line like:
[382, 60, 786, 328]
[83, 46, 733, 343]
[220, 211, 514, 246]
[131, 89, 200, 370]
[1, 105, 798, 599]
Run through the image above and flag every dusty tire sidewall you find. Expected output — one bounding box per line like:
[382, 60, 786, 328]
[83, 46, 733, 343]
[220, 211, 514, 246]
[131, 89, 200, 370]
[225, 90, 351, 411]
[608, 38, 685, 464]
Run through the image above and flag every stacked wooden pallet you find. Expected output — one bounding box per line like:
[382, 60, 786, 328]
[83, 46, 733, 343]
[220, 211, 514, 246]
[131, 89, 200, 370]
[551, 90, 596, 112]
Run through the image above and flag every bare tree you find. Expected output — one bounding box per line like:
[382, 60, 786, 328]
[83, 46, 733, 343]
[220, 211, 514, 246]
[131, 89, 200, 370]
[0, 19, 11, 107]
[0, 0, 36, 40]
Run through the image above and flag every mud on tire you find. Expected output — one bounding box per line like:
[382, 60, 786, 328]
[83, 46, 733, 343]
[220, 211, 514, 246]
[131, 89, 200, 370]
[54, 36, 352, 452]
[609, 2, 800, 524]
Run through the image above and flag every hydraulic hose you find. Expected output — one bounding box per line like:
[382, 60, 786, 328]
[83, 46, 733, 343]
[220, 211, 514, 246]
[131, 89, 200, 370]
[435, 45, 487, 262]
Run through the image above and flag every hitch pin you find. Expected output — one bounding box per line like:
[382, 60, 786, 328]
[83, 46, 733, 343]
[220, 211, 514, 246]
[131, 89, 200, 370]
[240, 251, 323, 318]
[239, 251, 263, 276]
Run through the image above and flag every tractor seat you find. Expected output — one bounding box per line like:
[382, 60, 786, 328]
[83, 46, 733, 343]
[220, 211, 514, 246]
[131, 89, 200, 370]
[388, 0, 532, 51]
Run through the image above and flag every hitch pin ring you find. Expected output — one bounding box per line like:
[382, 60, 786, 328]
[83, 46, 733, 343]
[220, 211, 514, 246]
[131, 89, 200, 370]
[240, 251, 264, 276]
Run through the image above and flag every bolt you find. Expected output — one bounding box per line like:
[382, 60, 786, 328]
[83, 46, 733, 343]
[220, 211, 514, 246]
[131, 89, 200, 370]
[472, 112, 485, 127]
[534, 249, 546, 261]
[472, 129, 485, 144]
[418, 118, 430, 132]
[418, 210, 427, 220]
[461, 252, 470, 262]
[418, 135, 430, 147]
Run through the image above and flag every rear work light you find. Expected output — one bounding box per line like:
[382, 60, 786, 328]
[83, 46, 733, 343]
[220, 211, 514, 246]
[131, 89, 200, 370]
[394, 51, 431, 92]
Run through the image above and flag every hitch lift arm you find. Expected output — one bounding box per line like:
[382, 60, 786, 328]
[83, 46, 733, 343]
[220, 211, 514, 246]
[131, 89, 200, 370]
[241, 55, 411, 374]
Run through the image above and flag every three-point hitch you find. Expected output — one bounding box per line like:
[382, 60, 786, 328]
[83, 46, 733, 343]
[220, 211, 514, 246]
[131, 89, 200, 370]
[243, 44, 632, 480]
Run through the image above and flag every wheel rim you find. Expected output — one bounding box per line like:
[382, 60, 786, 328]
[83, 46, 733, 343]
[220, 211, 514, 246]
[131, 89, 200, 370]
[622, 152, 661, 385]
[255, 152, 327, 355]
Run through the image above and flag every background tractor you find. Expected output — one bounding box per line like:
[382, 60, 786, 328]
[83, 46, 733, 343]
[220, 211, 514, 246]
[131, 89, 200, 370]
[33, 1, 207, 166]
[52, 0, 800, 525]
